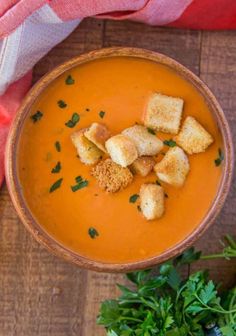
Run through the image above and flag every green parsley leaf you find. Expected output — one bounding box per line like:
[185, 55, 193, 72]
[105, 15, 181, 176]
[88, 227, 99, 239]
[147, 127, 156, 135]
[75, 176, 83, 183]
[65, 74, 75, 85]
[51, 161, 61, 174]
[71, 180, 88, 192]
[65, 113, 80, 128]
[71, 176, 89, 192]
[163, 139, 176, 147]
[30, 111, 43, 123]
[49, 178, 63, 193]
[55, 141, 61, 152]
[99, 111, 105, 119]
[129, 194, 139, 203]
[215, 148, 224, 166]
[57, 100, 67, 108]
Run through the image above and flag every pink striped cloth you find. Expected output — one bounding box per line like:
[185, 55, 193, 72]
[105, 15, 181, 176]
[0, 0, 236, 186]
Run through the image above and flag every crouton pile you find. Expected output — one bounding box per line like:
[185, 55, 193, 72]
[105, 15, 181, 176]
[71, 93, 214, 221]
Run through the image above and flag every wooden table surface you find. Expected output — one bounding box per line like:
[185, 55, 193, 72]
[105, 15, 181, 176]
[0, 18, 235, 336]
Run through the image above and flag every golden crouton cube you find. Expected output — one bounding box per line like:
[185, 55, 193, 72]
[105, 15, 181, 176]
[91, 159, 133, 193]
[84, 122, 111, 152]
[131, 156, 156, 177]
[122, 125, 163, 156]
[105, 134, 138, 167]
[154, 146, 190, 187]
[143, 93, 184, 134]
[174, 116, 214, 154]
[140, 184, 165, 220]
[71, 129, 103, 165]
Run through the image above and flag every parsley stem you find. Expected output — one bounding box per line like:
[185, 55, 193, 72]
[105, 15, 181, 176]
[119, 317, 143, 323]
[201, 252, 236, 260]
[194, 293, 236, 314]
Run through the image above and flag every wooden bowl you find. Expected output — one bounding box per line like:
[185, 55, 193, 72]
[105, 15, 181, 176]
[5, 47, 234, 272]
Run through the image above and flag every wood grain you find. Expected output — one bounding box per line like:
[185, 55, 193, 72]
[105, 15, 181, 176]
[0, 18, 235, 335]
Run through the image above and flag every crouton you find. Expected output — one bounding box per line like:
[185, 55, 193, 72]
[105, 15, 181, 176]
[143, 93, 184, 134]
[91, 158, 133, 193]
[154, 146, 190, 187]
[122, 125, 163, 156]
[174, 116, 214, 154]
[71, 128, 103, 165]
[131, 156, 156, 177]
[105, 134, 138, 167]
[84, 122, 111, 152]
[140, 184, 165, 220]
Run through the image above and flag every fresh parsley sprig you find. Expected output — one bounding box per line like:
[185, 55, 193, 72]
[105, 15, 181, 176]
[97, 235, 236, 336]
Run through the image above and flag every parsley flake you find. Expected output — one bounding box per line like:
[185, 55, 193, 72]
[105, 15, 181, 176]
[99, 111, 105, 119]
[57, 100, 67, 109]
[49, 178, 63, 193]
[88, 227, 99, 239]
[65, 113, 80, 128]
[214, 148, 224, 167]
[51, 161, 61, 174]
[147, 127, 156, 135]
[129, 194, 139, 203]
[55, 141, 61, 152]
[65, 74, 75, 85]
[31, 111, 43, 123]
[71, 176, 89, 192]
[163, 139, 176, 147]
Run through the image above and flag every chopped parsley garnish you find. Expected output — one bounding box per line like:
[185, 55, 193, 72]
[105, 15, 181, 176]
[57, 100, 67, 109]
[71, 176, 89, 192]
[99, 111, 105, 119]
[156, 180, 161, 186]
[65, 113, 80, 128]
[55, 141, 61, 152]
[49, 178, 63, 193]
[51, 161, 61, 174]
[31, 110, 43, 123]
[163, 139, 176, 147]
[147, 127, 156, 135]
[215, 148, 224, 167]
[65, 74, 75, 85]
[88, 227, 99, 239]
[129, 194, 139, 203]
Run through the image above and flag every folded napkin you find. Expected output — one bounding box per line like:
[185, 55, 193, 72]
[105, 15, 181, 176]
[0, 0, 236, 186]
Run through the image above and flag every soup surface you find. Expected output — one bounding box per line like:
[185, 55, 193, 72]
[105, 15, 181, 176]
[17, 56, 222, 263]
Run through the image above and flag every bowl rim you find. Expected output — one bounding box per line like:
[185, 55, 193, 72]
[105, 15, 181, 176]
[5, 47, 234, 272]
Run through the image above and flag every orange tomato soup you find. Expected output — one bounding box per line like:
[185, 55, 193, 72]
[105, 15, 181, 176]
[17, 56, 222, 263]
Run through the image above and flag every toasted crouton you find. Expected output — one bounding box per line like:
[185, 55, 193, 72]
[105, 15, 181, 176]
[140, 184, 165, 220]
[91, 159, 133, 192]
[105, 134, 138, 167]
[154, 146, 190, 187]
[131, 156, 156, 177]
[122, 125, 163, 156]
[174, 116, 214, 154]
[71, 129, 103, 165]
[84, 122, 111, 152]
[143, 93, 184, 134]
